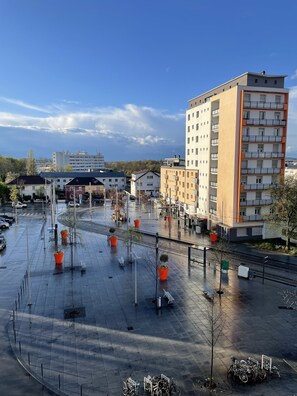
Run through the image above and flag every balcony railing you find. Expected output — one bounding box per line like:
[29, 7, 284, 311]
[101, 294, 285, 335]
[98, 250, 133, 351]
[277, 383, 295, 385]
[209, 208, 217, 215]
[191, 178, 197, 184]
[191, 190, 197, 195]
[242, 136, 282, 143]
[243, 152, 284, 159]
[211, 124, 219, 131]
[211, 139, 219, 146]
[210, 168, 218, 174]
[243, 101, 284, 110]
[241, 168, 281, 174]
[242, 214, 264, 222]
[211, 154, 218, 160]
[210, 195, 217, 202]
[212, 109, 220, 117]
[240, 199, 273, 206]
[244, 119, 286, 126]
[210, 182, 217, 188]
[243, 183, 277, 190]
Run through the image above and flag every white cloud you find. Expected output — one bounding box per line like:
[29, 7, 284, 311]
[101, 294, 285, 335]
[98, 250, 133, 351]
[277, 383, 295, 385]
[0, 97, 52, 114]
[290, 70, 297, 80]
[0, 102, 185, 151]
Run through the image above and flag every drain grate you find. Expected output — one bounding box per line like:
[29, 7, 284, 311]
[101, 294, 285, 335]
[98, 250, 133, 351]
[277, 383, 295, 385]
[64, 306, 86, 319]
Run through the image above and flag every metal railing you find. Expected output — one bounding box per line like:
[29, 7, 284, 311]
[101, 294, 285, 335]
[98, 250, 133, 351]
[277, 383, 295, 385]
[244, 101, 284, 109]
[244, 119, 286, 126]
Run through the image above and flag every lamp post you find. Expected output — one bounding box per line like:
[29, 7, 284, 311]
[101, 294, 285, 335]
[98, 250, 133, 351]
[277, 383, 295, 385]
[155, 232, 159, 308]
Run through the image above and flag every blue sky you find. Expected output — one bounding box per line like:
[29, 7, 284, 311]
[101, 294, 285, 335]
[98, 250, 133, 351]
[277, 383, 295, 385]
[1, 0, 297, 161]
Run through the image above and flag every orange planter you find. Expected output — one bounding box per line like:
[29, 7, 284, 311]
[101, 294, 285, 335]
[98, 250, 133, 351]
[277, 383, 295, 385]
[60, 230, 69, 238]
[210, 233, 218, 242]
[158, 267, 169, 281]
[134, 219, 141, 229]
[109, 236, 118, 247]
[54, 251, 64, 265]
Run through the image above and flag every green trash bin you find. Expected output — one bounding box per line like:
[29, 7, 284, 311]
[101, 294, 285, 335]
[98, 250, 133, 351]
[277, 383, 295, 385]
[221, 260, 229, 271]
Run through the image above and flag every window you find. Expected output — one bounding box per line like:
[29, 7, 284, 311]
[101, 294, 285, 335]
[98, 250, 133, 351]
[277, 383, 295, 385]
[255, 207, 261, 215]
[255, 79, 258, 83]
[241, 176, 247, 185]
[240, 193, 246, 202]
[188, 114, 190, 121]
[244, 93, 251, 102]
[195, 148, 198, 154]
[257, 144, 264, 152]
[187, 126, 190, 132]
[257, 160, 263, 168]
[243, 127, 250, 136]
[147, 175, 153, 179]
[239, 209, 246, 216]
[274, 128, 280, 136]
[260, 94, 266, 103]
[242, 144, 248, 153]
[259, 128, 265, 136]
[272, 159, 278, 168]
[196, 124, 199, 130]
[195, 160, 198, 166]
[196, 136, 198, 142]
[243, 110, 250, 119]
[256, 191, 262, 200]
[273, 144, 279, 153]
[274, 112, 281, 120]
[196, 111, 199, 118]
[275, 95, 281, 104]
[259, 111, 265, 120]
[187, 137, 190, 144]
[256, 177, 262, 184]
[265, 79, 268, 84]
[187, 149, 190, 155]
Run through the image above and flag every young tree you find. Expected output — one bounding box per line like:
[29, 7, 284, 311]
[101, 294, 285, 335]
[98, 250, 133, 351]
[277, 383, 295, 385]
[268, 175, 297, 251]
[204, 297, 225, 389]
[123, 226, 142, 264]
[10, 185, 19, 203]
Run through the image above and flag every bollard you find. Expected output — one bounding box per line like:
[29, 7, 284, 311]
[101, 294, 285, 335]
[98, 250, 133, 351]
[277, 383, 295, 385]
[41, 363, 43, 377]
[58, 374, 61, 389]
[157, 296, 162, 309]
[80, 384, 83, 396]
[28, 352, 30, 365]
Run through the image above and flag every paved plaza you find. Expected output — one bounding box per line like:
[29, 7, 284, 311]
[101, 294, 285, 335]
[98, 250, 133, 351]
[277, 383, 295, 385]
[1, 202, 297, 395]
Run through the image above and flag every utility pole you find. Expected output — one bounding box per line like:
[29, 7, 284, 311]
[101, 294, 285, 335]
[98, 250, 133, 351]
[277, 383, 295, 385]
[155, 232, 159, 308]
[262, 256, 268, 284]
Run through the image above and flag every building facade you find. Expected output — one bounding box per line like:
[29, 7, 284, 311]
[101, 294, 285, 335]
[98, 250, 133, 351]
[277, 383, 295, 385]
[130, 170, 160, 198]
[184, 71, 288, 241]
[52, 151, 105, 172]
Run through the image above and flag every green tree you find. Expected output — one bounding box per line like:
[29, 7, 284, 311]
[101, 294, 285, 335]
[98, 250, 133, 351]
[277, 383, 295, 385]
[26, 149, 37, 175]
[268, 175, 297, 250]
[0, 182, 10, 205]
[10, 185, 19, 204]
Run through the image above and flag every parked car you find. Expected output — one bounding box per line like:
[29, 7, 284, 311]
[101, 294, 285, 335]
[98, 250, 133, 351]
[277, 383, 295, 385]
[12, 201, 27, 209]
[0, 217, 13, 225]
[68, 202, 80, 207]
[0, 235, 6, 251]
[0, 220, 10, 229]
[0, 214, 15, 223]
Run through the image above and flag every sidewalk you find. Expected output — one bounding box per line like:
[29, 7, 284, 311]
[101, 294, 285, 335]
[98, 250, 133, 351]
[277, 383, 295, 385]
[7, 212, 297, 396]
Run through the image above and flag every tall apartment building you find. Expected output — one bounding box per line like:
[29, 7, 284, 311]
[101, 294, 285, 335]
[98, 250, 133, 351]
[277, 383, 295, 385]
[185, 71, 288, 241]
[52, 151, 105, 172]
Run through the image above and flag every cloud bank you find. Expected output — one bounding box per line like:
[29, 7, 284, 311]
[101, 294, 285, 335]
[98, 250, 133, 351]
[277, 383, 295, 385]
[0, 99, 185, 160]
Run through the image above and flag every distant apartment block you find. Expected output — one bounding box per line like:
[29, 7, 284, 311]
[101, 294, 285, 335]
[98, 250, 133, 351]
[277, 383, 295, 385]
[130, 170, 160, 198]
[52, 151, 105, 172]
[161, 72, 289, 241]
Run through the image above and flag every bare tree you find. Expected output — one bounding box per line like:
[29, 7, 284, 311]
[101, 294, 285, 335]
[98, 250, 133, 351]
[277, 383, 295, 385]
[204, 297, 225, 389]
[210, 238, 232, 294]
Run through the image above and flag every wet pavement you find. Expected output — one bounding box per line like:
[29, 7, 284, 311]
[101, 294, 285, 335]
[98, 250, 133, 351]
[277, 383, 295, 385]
[1, 202, 297, 395]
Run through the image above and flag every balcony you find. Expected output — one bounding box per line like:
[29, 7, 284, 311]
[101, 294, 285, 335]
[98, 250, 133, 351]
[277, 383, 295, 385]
[243, 101, 284, 110]
[211, 124, 219, 131]
[244, 119, 286, 126]
[210, 195, 217, 202]
[242, 136, 282, 143]
[191, 178, 197, 184]
[211, 154, 218, 160]
[212, 109, 220, 117]
[240, 199, 273, 206]
[211, 139, 219, 146]
[243, 152, 285, 159]
[209, 208, 217, 215]
[243, 183, 277, 190]
[242, 214, 264, 222]
[241, 168, 281, 175]
[191, 190, 197, 195]
[210, 182, 217, 188]
[210, 167, 218, 174]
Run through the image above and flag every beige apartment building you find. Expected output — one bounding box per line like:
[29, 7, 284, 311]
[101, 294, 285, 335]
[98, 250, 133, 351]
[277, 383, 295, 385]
[161, 72, 289, 241]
